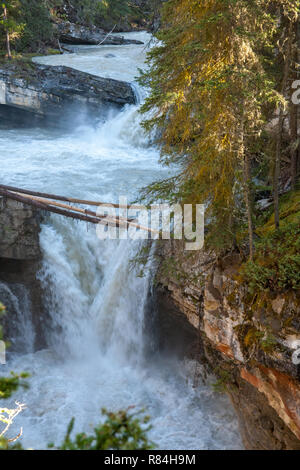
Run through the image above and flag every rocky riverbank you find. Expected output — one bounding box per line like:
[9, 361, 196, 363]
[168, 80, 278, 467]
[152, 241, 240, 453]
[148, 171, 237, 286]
[56, 21, 144, 46]
[0, 62, 135, 128]
[154, 240, 300, 450]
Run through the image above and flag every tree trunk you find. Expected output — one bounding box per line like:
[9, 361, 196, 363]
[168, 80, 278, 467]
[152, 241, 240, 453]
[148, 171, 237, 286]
[274, 107, 284, 229]
[290, 17, 299, 190]
[3, 6, 12, 60]
[290, 17, 300, 188]
[240, 115, 254, 261]
[290, 99, 298, 190]
[243, 153, 254, 261]
[274, 18, 294, 229]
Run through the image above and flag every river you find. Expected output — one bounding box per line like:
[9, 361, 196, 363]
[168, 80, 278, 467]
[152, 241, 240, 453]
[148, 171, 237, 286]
[0, 32, 242, 450]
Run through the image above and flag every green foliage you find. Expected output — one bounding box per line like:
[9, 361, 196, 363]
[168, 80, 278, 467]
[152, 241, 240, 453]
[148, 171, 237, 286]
[0, 372, 29, 399]
[260, 331, 278, 353]
[0, 0, 149, 55]
[97, 0, 133, 22]
[65, 0, 134, 26]
[243, 220, 300, 292]
[50, 408, 154, 450]
[139, 0, 299, 254]
[243, 326, 278, 353]
[0, 1, 24, 48]
[0, 438, 23, 449]
[212, 368, 233, 393]
[241, 190, 300, 293]
[0, 436, 23, 449]
[16, 0, 55, 52]
[129, 241, 154, 278]
[0, 0, 54, 54]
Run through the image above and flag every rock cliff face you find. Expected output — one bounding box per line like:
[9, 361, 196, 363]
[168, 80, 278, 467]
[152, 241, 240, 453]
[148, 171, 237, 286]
[0, 63, 135, 127]
[154, 240, 300, 450]
[0, 197, 46, 350]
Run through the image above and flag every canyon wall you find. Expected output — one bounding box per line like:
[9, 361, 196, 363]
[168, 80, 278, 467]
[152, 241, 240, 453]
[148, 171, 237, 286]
[154, 240, 300, 450]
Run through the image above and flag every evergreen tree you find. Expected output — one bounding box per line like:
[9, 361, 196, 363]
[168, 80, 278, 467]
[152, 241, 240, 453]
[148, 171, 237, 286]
[0, 1, 24, 58]
[0, 1, 143, 54]
[140, 0, 299, 255]
[16, 0, 56, 52]
[66, 0, 134, 27]
[273, 4, 299, 228]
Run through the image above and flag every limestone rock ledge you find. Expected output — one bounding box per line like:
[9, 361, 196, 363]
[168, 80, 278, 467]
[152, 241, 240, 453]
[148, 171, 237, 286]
[154, 240, 300, 450]
[0, 63, 135, 127]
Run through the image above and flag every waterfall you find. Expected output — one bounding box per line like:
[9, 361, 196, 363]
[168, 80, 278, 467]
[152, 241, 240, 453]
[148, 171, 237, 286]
[37, 220, 153, 364]
[0, 32, 242, 450]
[0, 282, 35, 353]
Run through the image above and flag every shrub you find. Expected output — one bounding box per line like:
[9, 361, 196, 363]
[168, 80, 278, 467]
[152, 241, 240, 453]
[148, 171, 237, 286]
[16, 0, 55, 52]
[50, 408, 154, 450]
[243, 221, 300, 292]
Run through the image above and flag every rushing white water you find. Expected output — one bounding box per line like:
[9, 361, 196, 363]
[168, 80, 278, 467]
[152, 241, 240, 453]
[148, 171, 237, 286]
[0, 283, 35, 353]
[33, 31, 152, 82]
[0, 32, 242, 450]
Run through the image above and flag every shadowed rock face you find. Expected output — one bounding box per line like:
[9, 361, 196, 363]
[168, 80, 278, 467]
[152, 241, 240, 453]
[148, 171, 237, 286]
[0, 63, 135, 128]
[154, 240, 300, 450]
[57, 21, 144, 46]
[0, 198, 46, 350]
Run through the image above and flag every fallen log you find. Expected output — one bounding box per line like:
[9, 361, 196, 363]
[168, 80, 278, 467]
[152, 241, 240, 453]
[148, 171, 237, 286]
[0, 184, 146, 210]
[0, 188, 159, 235]
[13, 191, 136, 226]
[97, 24, 117, 46]
[0, 188, 115, 226]
[13, 191, 157, 234]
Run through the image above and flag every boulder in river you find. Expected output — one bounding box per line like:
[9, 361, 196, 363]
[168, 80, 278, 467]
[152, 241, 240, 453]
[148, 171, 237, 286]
[56, 21, 144, 46]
